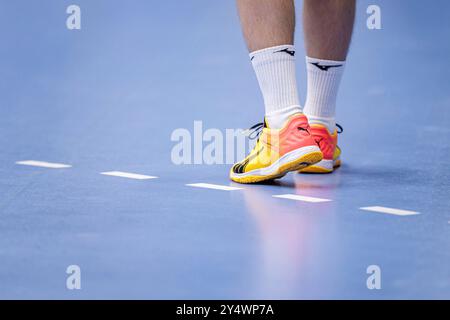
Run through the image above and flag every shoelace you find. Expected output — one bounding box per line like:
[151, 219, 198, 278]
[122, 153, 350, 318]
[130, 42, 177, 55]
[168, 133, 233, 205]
[336, 123, 343, 134]
[242, 122, 264, 140]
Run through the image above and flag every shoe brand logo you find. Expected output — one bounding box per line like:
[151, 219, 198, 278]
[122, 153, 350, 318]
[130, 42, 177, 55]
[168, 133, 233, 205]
[297, 126, 309, 134]
[310, 62, 343, 71]
[234, 146, 265, 174]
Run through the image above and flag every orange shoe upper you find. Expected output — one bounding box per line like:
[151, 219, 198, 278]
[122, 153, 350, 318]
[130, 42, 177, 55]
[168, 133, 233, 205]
[259, 113, 318, 156]
[309, 124, 337, 161]
[232, 113, 318, 174]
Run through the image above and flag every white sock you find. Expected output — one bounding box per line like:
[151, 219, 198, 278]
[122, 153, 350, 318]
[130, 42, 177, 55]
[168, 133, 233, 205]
[250, 45, 302, 129]
[303, 56, 345, 133]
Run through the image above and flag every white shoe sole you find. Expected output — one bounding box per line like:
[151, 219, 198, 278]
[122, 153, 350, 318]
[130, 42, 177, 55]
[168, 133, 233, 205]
[230, 145, 322, 183]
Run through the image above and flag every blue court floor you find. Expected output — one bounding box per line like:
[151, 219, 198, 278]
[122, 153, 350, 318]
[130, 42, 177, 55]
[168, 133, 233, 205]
[0, 1, 449, 299]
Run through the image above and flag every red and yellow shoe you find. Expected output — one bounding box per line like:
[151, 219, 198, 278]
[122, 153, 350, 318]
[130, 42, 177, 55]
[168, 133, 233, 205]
[230, 113, 323, 184]
[299, 124, 342, 173]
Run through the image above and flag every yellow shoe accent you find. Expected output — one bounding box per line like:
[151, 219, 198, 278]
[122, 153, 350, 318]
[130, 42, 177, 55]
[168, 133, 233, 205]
[230, 114, 323, 184]
[333, 145, 341, 168]
[230, 150, 323, 183]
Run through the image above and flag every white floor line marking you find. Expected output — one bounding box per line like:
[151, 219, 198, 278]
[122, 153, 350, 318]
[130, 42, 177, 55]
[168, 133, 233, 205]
[186, 183, 243, 191]
[360, 206, 420, 216]
[16, 160, 72, 169]
[272, 194, 332, 203]
[100, 171, 158, 180]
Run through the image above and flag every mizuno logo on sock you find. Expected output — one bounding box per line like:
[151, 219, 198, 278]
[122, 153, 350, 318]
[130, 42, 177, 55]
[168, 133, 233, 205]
[274, 48, 295, 56]
[310, 62, 343, 71]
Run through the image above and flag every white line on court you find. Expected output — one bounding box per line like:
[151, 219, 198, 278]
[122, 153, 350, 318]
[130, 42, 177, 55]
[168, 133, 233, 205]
[100, 171, 158, 180]
[272, 194, 332, 203]
[186, 183, 243, 191]
[15, 160, 72, 169]
[360, 206, 420, 216]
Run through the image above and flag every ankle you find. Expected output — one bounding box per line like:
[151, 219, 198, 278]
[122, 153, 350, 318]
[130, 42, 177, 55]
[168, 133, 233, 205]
[304, 114, 336, 133]
[265, 105, 302, 129]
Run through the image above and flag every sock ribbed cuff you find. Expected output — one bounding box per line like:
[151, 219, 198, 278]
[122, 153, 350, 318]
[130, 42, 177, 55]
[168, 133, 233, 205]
[250, 45, 296, 60]
[250, 45, 301, 129]
[303, 56, 345, 132]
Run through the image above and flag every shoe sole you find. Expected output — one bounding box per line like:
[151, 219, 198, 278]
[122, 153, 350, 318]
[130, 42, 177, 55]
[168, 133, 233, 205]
[299, 157, 341, 174]
[230, 145, 323, 184]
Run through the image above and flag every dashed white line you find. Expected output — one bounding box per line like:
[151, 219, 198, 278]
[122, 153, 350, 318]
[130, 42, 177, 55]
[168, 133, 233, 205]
[272, 194, 332, 203]
[100, 171, 158, 180]
[10, 162, 427, 218]
[16, 160, 72, 169]
[186, 183, 243, 191]
[360, 206, 420, 216]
